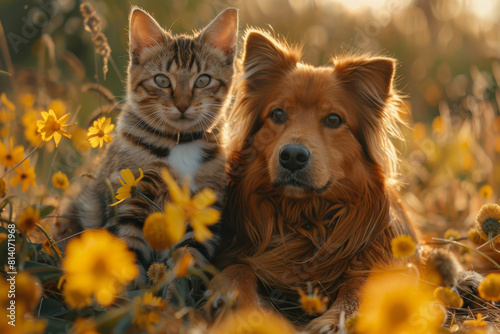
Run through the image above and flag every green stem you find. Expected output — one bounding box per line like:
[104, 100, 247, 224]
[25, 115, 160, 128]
[432, 237, 500, 269]
[488, 232, 500, 254]
[0, 141, 43, 179]
[105, 178, 117, 217]
[35, 223, 62, 260]
[139, 193, 164, 213]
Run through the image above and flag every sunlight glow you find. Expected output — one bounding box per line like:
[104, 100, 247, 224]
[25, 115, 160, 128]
[467, 0, 498, 21]
[326, 0, 500, 21]
[327, 0, 389, 10]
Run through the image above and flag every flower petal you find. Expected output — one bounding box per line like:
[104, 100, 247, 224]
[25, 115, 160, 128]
[121, 169, 135, 186]
[53, 132, 62, 147]
[193, 188, 217, 209]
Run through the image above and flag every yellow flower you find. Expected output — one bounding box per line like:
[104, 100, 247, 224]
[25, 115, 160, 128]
[20, 93, 35, 109]
[42, 237, 63, 259]
[87, 116, 114, 148]
[0, 138, 24, 168]
[461, 152, 474, 171]
[147, 263, 167, 284]
[16, 206, 40, 234]
[60, 278, 93, 309]
[444, 229, 461, 241]
[210, 308, 295, 334]
[174, 252, 194, 277]
[0, 107, 14, 124]
[52, 171, 69, 189]
[0, 307, 47, 334]
[0, 178, 6, 198]
[48, 99, 66, 117]
[10, 159, 36, 192]
[23, 111, 42, 147]
[432, 116, 444, 135]
[72, 317, 99, 334]
[477, 273, 500, 302]
[162, 169, 220, 242]
[0, 93, 15, 138]
[475, 203, 500, 243]
[391, 235, 417, 259]
[356, 272, 442, 334]
[413, 122, 426, 141]
[479, 185, 493, 199]
[62, 229, 139, 308]
[468, 228, 486, 245]
[462, 313, 487, 327]
[143, 212, 185, 251]
[110, 168, 144, 206]
[1, 92, 15, 112]
[133, 292, 165, 333]
[15, 272, 43, 312]
[22, 110, 37, 127]
[36, 109, 76, 147]
[25, 122, 42, 147]
[434, 286, 463, 308]
[71, 127, 92, 151]
[298, 287, 328, 315]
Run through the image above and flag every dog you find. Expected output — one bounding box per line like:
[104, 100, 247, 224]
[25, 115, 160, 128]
[209, 30, 480, 332]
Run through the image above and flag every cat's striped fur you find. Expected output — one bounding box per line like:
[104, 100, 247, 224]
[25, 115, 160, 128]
[56, 7, 238, 285]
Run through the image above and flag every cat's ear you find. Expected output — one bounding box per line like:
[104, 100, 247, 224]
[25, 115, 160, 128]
[199, 8, 238, 54]
[129, 8, 165, 57]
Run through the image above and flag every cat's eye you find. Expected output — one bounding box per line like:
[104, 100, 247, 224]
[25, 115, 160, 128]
[324, 114, 343, 128]
[154, 74, 171, 88]
[270, 108, 288, 124]
[195, 74, 211, 88]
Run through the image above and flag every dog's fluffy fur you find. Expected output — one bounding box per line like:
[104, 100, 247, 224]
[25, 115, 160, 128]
[212, 30, 421, 330]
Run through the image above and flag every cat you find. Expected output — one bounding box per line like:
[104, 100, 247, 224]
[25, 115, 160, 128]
[56, 7, 238, 285]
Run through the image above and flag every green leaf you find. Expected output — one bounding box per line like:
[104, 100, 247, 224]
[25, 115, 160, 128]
[24, 261, 62, 283]
[112, 314, 132, 334]
[96, 306, 132, 333]
[34, 205, 55, 219]
[39, 297, 69, 317]
[43, 316, 72, 333]
[126, 289, 149, 300]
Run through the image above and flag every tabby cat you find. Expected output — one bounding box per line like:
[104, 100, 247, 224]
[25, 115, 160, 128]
[57, 7, 238, 285]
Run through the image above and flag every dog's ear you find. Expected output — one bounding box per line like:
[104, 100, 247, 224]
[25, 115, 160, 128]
[199, 8, 238, 55]
[129, 8, 166, 61]
[242, 30, 299, 88]
[334, 57, 395, 112]
[229, 30, 300, 144]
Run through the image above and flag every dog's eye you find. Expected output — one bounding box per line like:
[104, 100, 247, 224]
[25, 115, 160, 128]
[195, 74, 211, 88]
[270, 109, 288, 124]
[325, 114, 343, 128]
[154, 74, 171, 88]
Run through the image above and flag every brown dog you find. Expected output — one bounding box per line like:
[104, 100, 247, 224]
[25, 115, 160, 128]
[210, 30, 476, 332]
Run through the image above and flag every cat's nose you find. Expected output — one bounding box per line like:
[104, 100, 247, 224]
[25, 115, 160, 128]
[176, 104, 190, 113]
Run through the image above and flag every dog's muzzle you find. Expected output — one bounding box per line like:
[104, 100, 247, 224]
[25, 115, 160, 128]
[279, 144, 310, 171]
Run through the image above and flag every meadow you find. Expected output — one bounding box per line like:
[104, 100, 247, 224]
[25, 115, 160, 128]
[0, 0, 500, 333]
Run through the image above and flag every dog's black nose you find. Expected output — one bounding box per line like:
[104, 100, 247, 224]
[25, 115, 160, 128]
[279, 145, 310, 171]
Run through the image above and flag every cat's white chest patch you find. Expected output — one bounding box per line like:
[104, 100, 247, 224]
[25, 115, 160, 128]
[167, 140, 205, 189]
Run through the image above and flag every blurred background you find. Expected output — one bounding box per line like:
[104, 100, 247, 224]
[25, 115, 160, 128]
[0, 0, 500, 264]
